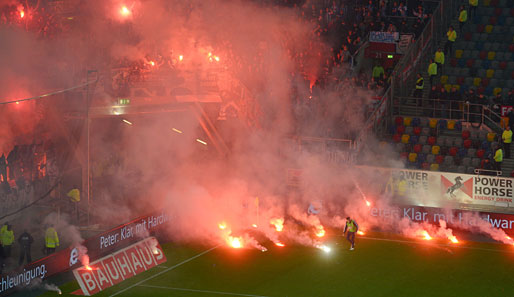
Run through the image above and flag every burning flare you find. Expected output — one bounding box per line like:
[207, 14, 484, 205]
[420, 230, 432, 240]
[228, 237, 243, 248]
[270, 218, 284, 232]
[357, 230, 365, 235]
[449, 236, 459, 244]
[365, 200, 371, 207]
[315, 225, 325, 237]
[19, 10, 24, 18]
[218, 222, 227, 230]
[275, 242, 285, 247]
[120, 5, 131, 16]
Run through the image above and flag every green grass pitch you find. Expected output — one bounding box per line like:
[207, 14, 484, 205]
[38, 232, 514, 297]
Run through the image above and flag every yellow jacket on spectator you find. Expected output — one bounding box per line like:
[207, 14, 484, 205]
[447, 29, 457, 42]
[428, 63, 437, 76]
[459, 10, 468, 23]
[372, 65, 384, 79]
[435, 51, 445, 64]
[0, 226, 14, 246]
[45, 227, 59, 248]
[416, 77, 424, 89]
[469, 0, 478, 7]
[503, 130, 513, 144]
[494, 149, 503, 162]
[67, 188, 80, 202]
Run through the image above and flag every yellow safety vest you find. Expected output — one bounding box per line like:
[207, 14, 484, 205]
[45, 227, 59, 248]
[346, 221, 357, 232]
[447, 30, 457, 42]
[503, 130, 513, 144]
[397, 180, 407, 196]
[469, 0, 478, 7]
[0, 228, 13, 246]
[459, 10, 468, 23]
[67, 189, 80, 202]
[494, 149, 503, 162]
[372, 66, 384, 78]
[428, 63, 438, 76]
[416, 77, 424, 89]
[435, 51, 445, 64]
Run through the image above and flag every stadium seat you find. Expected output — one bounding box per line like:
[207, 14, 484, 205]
[462, 157, 471, 167]
[488, 51, 496, 60]
[472, 158, 481, 167]
[473, 77, 482, 87]
[412, 118, 421, 127]
[438, 119, 447, 130]
[410, 135, 418, 144]
[428, 136, 436, 146]
[436, 136, 445, 147]
[487, 132, 496, 142]
[419, 135, 427, 144]
[462, 130, 471, 139]
[420, 118, 429, 127]
[501, 117, 509, 128]
[422, 145, 431, 155]
[421, 127, 430, 135]
[470, 130, 479, 140]
[413, 126, 421, 136]
[401, 134, 410, 144]
[406, 126, 414, 135]
[493, 87, 502, 95]
[445, 137, 454, 147]
[511, 170, 514, 177]
[393, 134, 401, 143]
[432, 145, 440, 155]
[429, 119, 437, 129]
[430, 163, 439, 171]
[482, 78, 490, 87]
[457, 165, 466, 173]
[455, 50, 463, 59]
[440, 75, 448, 84]
[450, 58, 458, 67]
[397, 125, 405, 134]
[477, 149, 485, 158]
[413, 144, 422, 153]
[463, 139, 472, 148]
[395, 116, 403, 126]
[486, 69, 495, 78]
[435, 155, 444, 164]
[404, 117, 412, 126]
[422, 162, 430, 170]
[481, 140, 491, 150]
[449, 147, 458, 156]
[500, 61, 507, 69]
[466, 59, 475, 68]
[485, 25, 493, 33]
[396, 143, 406, 152]
[408, 153, 418, 163]
[447, 120, 456, 130]
[480, 51, 487, 59]
[454, 138, 463, 147]
[468, 148, 477, 158]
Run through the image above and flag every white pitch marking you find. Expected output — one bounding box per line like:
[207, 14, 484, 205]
[108, 245, 220, 297]
[360, 236, 514, 254]
[138, 284, 272, 297]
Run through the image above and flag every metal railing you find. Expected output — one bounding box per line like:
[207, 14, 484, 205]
[475, 169, 502, 176]
[283, 136, 356, 164]
[392, 97, 504, 134]
[391, 0, 463, 97]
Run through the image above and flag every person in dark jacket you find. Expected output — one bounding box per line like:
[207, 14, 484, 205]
[18, 230, 34, 265]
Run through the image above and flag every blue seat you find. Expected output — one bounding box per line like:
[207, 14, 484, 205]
[458, 59, 466, 67]
[482, 60, 491, 69]
[410, 135, 419, 144]
[438, 119, 447, 130]
[412, 117, 421, 127]
[485, 86, 493, 96]
[455, 121, 463, 131]
[458, 147, 467, 158]
[417, 153, 426, 163]
[481, 141, 490, 150]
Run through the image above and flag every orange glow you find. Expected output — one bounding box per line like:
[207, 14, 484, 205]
[179, 55, 184, 61]
[357, 230, 365, 235]
[15, 101, 19, 105]
[252, 224, 258, 228]
[506, 236, 512, 241]
[214, 56, 220, 62]
[85, 265, 92, 271]
[315, 226, 325, 238]
[149, 61, 155, 66]
[270, 218, 284, 232]
[20, 11, 24, 18]
[120, 6, 131, 16]
[275, 242, 285, 247]
[218, 222, 227, 230]
[449, 236, 459, 244]
[421, 230, 432, 240]
[365, 200, 371, 207]
[229, 237, 242, 248]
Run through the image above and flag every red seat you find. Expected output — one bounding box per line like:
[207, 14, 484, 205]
[464, 32, 472, 41]
[393, 134, 401, 143]
[435, 155, 444, 164]
[400, 152, 409, 159]
[428, 136, 436, 146]
[489, 16, 497, 25]
[500, 61, 507, 70]
[450, 58, 457, 67]
[509, 44, 514, 52]
[491, 0, 499, 6]
[422, 162, 430, 170]
[397, 125, 405, 134]
[456, 77, 465, 85]
[494, 8, 502, 15]
[477, 24, 485, 33]
[482, 78, 490, 87]
[464, 139, 472, 148]
[449, 147, 458, 156]
[511, 170, 514, 177]
[462, 130, 471, 139]
[511, 70, 514, 79]
[477, 149, 485, 158]
[413, 126, 421, 136]
[466, 59, 474, 68]
[477, 87, 484, 94]
[481, 159, 487, 168]
[480, 51, 487, 59]
[413, 144, 422, 153]
[395, 116, 403, 126]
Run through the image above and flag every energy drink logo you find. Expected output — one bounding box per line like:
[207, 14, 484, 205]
[441, 175, 473, 199]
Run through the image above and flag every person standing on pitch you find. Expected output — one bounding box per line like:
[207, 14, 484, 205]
[343, 217, 359, 250]
[18, 229, 33, 265]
